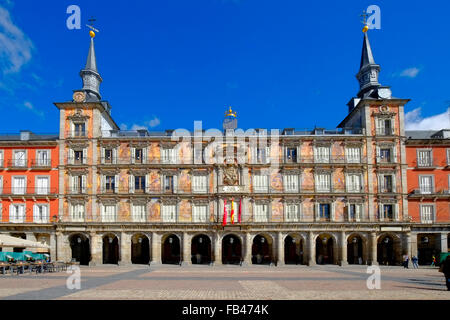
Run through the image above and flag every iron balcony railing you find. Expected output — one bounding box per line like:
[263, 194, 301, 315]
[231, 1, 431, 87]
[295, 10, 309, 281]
[376, 128, 395, 136]
[0, 187, 57, 196]
[416, 159, 438, 168]
[7, 159, 28, 168]
[30, 159, 52, 168]
[67, 157, 90, 165]
[65, 131, 87, 138]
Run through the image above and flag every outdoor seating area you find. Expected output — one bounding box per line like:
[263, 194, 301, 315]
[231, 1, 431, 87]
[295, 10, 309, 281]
[0, 251, 71, 275]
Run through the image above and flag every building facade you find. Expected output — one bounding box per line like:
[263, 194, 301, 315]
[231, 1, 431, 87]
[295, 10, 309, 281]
[406, 130, 450, 264]
[0, 30, 448, 267]
[0, 131, 59, 256]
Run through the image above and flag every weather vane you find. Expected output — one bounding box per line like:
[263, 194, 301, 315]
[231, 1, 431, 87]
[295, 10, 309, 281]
[86, 17, 99, 38]
[360, 10, 369, 33]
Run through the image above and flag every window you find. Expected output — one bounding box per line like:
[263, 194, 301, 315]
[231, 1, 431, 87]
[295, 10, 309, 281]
[417, 150, 433, 167]
[74, 150, 84, 164]
[33, 204, 49, 223]
[36, 150, 50, 166]
[283, 174, 299, 192]
[315, 173, 331, 192]
[314, 146, 330, 163]
[162, 148, 176, 164]
[192, 175, 207, 193]
[134, 176, 146, 193]
[36, 176, 49, 195]
[285, 204, 300, 222]
[0, 175, 3, 194]
[132, 204, 146, 222]
[319, 204, 330, 220]
[420, 205, 434, 224]
[71, 204, 85, 222]
[346, 147, 361, 163]
[164, 176, 174, 192]
[192, 205, 208, 222]
[447, 149, 450, 166]
[381, 204, 394, 221]
[105, 176, 116, 193]
[104, 149, 113, 163]
[253, 174, 268, 193]
[419, 176, 433, 194]
[346, 174, 362, 193]
[194, 147, 203, 164]
[9, 204, 25, 223]
[286, 148, 297, 163]
[379, 148, 391, 163]
[12, 177, 26, 194]
[74, 123, 86, 137]
[256, 147, 267, 163]
[102, 205, 117, 222]
[162, 204, 176, 222]
[13, 150, 26, 167]
[134, 148, 143, 163]
[348, 204, 362, 222]
[70, 175, 86, 193]
[254, 203, 268, 222]
[379, 174, 393, 193]
[376, 118, 393, 135]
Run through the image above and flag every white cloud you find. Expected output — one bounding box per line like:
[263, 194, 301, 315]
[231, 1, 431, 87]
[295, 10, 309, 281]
[23, 101, 33, 109]
[21, 100, 44, 118]
[0, 5, 34, 74]
[399, 67, 420, 78]
[121, 116, 161, 131]
[405, 107, 450, 130]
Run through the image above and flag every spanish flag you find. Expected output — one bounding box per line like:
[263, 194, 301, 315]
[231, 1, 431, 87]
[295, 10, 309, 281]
[230, 199, 235, 224]
[222, 198, 227, 226]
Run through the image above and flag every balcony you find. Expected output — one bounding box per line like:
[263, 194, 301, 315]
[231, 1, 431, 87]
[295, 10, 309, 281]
[0, 187, 57, 197]
[376, 127, 395, 136]
[66, 130, 87, 138]
[67, 157, 89, 166]
[66, 187, 87, 194]
[30, 159, 52, 169]
[416, 159, 437, 170]
[296, 156, 366, 165]
[7, 159, 28, 170]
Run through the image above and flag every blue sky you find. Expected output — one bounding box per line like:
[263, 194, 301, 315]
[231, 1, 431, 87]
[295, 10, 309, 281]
[1, 0, 449, 133]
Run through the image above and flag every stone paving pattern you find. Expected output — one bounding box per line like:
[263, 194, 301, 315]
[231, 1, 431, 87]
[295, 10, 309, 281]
[0, 265, 449, 300]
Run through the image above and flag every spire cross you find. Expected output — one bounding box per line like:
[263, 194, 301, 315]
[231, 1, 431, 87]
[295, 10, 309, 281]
[360, 10, 368, 25]
[87, 17, 99, 33]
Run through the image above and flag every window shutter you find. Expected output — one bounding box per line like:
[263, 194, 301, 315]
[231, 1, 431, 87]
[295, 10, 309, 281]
[20, 205, 25, 222]
[69, 149, 74, 165]
[378, 174, 383, 193]
[9, 204, 13, 222]
[379, 204, 384, 221]
[101, 175, 106, 193]
[113, 148, 118, 164]
[315, 203, 319, 220]
[131, 147, 135, 164]
[143, 147, 148, 164]
[266, 146, 270, 164]
[375, 118, 380, 135]
[355, 204, 361, 222]
[0, 176, 3, 194]
[391, 118, 395, 135]
[33, 204, 37, 222]
[296, 146, 300, 163]
[115, 175, 119, 193]
[394, 203, 399, 221]
[101, 147, 105, 164]
[393, 146, 398, 163]
[145, 174, 149, 193]
[173, 175, 178, 194]
[251, 147, 257, 164]
[82, 148, 87, 164]
[129, 175, 135, 193]
[330, 202, 335, 221]
[81, 175, 87, 193]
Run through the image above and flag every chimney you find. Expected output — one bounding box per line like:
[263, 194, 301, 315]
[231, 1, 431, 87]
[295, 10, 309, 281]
[20, 130, 32, 141]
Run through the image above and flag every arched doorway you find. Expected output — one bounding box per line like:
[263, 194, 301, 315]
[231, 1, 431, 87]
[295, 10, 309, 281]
[191, 234, 212, 264]
[69, 234, 90, 265]
[377, 235, 395, 265]
[162, 234, 181, 264]
[417, 234, 436, 265]
[316, 234, 334, 264]
[285, 235, 304, 265]
[102, 234, 119, 264]
[252, 234, 272, 265]
[347, 235, 363, 265]
[131, 234, 150, 265]
[222, 234, 242, 264]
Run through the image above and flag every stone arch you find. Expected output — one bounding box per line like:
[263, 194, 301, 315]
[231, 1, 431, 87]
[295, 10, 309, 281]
[191, 234, 212, 264]
[102, 233, 119, 265]
[131, 233, 150, 264]
[377, 233, 401, 266]
[284, 233, 306, 265]
[346, 233, 367, 265]
[222, 233, 242, 265]
[161, 233, 181, 264]
[69, 233, 91, 265]
[252, 233, 273, 265]
[315, 233, 337, 265]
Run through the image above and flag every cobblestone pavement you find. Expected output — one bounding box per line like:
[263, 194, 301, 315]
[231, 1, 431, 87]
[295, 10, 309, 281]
[0, 264, 449, 300]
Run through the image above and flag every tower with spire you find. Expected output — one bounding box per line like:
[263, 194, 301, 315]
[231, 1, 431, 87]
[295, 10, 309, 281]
[78, 32, 103, 102]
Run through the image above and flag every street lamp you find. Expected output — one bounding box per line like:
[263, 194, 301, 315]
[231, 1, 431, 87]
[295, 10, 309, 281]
[77, 237, 81, 244]
[352, 238, 357, 244]
[230, 237, 234, 244]
[169, 237, 173, 244]
[422, 236, 429, 244]
[199, 237, 203, 244]
[261, 237, 265, 243]
[322, 236, 327, 244]
[109, 237, 113, 244]
[384, 238, 389, 244]
[292, 238, 296, 244]
[138, 238, 142, 244]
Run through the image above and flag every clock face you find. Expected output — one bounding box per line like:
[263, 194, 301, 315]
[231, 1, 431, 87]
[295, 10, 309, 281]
[378, 88, 391, 99]
[73, 91, 86, 103]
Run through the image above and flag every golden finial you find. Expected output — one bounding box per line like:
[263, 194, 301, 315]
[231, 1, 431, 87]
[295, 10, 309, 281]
[360, 10, 369, 33]
[225, 106, 237, 118]
[87, 18, 99, 38]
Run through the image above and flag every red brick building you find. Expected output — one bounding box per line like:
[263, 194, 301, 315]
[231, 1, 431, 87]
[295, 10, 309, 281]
[406, 129, 450, 264]
[0, 131, 59, 256]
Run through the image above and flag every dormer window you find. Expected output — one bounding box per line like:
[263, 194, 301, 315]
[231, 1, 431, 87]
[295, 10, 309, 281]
[74, 123, 86, 137]
[376, 118, 394, 136]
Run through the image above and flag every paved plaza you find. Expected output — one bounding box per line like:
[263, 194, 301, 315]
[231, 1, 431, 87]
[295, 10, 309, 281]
[0, 264, 449, 300]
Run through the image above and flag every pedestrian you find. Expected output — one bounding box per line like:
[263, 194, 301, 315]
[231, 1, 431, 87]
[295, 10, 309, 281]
[431, 255, 436, 267]
[412, 256, 419, 269]
[438, 255, 450, 291]
[402, 254, 409, 269]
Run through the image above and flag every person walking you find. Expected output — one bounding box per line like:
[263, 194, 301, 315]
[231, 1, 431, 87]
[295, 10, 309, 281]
[412, 256, 419, 269]
[402, 254, 409, 269]
[431, 255, 436, 267]
[439, 255, 450, 291]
